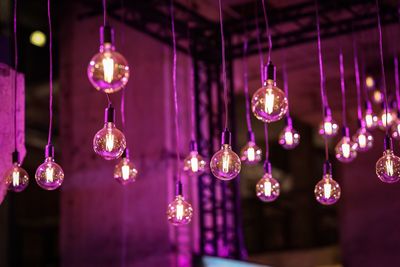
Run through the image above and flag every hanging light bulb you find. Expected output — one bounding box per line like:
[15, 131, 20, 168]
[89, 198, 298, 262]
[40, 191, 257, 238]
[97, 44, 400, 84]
[251, 62, 288, 123]
[93, 104, 126, 160]
[352, 120, 373, 152]
[256, 161, 280, 202]
[363, 102, 378, 130]
[366, 75, 375, 88]
[210, 129, 241, 181]
[183, 141, 206, 175]
[240, 131, 262, 165]
[318, 107, 339, 137]
[114, 149, 138, 185]
[314, 161, 341, 205]
[378, 103, 397, 130]
[376, 136, 400, 183]
[167, 181, 193, 226]
[279, 117, 300, 149]
[4, 151, 29, 192]
[372, 89, 384, 104]
[391, 118, 400, 140]
[35, 145, 64, 190]
[87, 26, 129, 94]
[335, 127, 357, 162]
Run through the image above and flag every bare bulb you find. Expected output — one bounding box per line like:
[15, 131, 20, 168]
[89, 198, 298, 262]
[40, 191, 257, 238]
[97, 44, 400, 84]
[279, 126, 300, 149]
[376, 149, 400, 183]
[240, 141, 262, 165]
[378, 109, 397, 130]
[314, 173, 341, 205]
[93, 122, 126, 160]
[35, 157, 64, 190]
[335, 136, 357, 162]
[352, 127, 373, 152]
[256, 173, 280, 202]
[363, 109, 378, 130]
[183, 150, 206, 175]
[4, 163, 29, 192]
[210, 144, 241, 181]
[318, 117, 339, 137]
[372, 89, 383, 104]
[114, 156, 138, 185]
[167, 195, 193, 226]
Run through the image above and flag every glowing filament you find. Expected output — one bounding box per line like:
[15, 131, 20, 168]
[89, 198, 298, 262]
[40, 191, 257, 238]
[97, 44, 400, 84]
[105, 133, 115, 152]
[342, 143, 351, 158]
[247, 147, 255, 162]
[46, 167, 54, 183]
[358, 134, 367, 148]
[323, 182, 332, 199]
[102, 56, 114, 83]
[176, 203, 184, 220]
[386, 159, 394, 176]
[373, 90, 383, 103]
[365, 114, 373, 128]
[121, 164, 130, 180]
[222, 153, 230, 173]
[284, 131, 293, 145]
[381, 113, 393, 127]
[190, 157, 199, 172]
[324, 122, 333, 135]
[264, 180, 272, 197]
[12, 171, 20, 187]
[264, 89, 275, 114]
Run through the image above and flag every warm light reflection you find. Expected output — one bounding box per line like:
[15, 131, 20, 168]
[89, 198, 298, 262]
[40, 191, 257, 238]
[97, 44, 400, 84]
[176, 203, 184, 220]
[105, 132, 115, 152]
[284, 131, 294, 145]
[264, 88, 275, 114]
[121, 164, 130, 180]
[366, 76, 375, 88]
[102, 55, 114, 83]
[264, 180, 272, 197]
[323, 182, 332, 199]
[190, 157, 199, 172]
[222, 152, 230, 173]
[12, 171, 20, 187]
[358, 134, 367, 149]
[342, 143, 351, 158]
[386, 159, 394, 176]
[247, 147, 255, 162]
[46, 166, 54, 183]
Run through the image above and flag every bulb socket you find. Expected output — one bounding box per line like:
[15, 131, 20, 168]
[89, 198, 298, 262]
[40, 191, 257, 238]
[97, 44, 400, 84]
[324, 106, 332, 117]
[45, 144, 55, 158]
[323, 160, 332, 175]
[364, 100, 372, 110]
[189, 140, 198, 151]
[342, 126, 350, 137]
[265, 61, 276, 82]
[105, 104, 115, 123]
[100, 25, 115, 46]
[263, 161, 272, 174]
[247, 131, 255, 142]
[384, 134, 393, 151]
[122, 148, 129, 159]
[12, 150, 19, 164]
[221, 128, 232, 145]
[285, 116, 293, 127]
[175, 180, 183, 196]
[357, 118, 363, 128]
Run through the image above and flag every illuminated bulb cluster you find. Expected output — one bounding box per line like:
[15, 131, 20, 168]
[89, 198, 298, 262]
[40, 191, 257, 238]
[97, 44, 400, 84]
[114, 149, 138, 185]
[252, 62, 288, 123]
[4, 152, 29, 192]
[183, 141, 206, 175]
[240, 141, 262, 165]
[35, 145, 64, 190]
[352, 126, 373, 152]
[256, 172, 280, 202]
[87, 26, 129, 94]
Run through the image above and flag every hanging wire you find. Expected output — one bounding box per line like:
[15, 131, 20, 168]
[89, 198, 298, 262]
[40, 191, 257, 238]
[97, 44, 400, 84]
[13, 0, 18, 152]
[47, 0, 53, 145]
[243, 38, 253, 135]
[395, 56, 400, 112]
[376, 0, 389, 133]
[353, 35, 363, 122]
[282, 62, 290, 115]
[339, 49, 347, 129]
[103, 0, 107, 26]
[255, 1, 264, 83]
[261, 0, 272, 63]
[264, 123, 269, 163]
[218, 0, 229, 130]
[170, 0, 181, 181]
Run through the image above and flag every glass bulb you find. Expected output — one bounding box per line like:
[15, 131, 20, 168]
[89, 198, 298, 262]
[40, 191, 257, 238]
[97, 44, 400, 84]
[391, 120, 400, 140]
[314, 174, 341, 205]
[378, 109, 397, 130]
[251, 80, 288, 123]
[279, 126, 300, 149]
[256, 173, 280, 202]
[363, 109, 378, 130]
[240, 141, 262, 165]
[35, 157, 64, 190]
[4, 163, 29, 192]
[372, 89, 383, 104]
[335, 136, 357, 162]
[318, 117, 339, 137]
[167, 195, 193, 226]
[114, 157, 138, 185]
[87, 43, 129, 93]
[352, 127, 373, 152]
[93, 122, 126, 160]
[210, 144, 241, 181]
[183, 150, 206, 175]
[376, 149, 400, 183]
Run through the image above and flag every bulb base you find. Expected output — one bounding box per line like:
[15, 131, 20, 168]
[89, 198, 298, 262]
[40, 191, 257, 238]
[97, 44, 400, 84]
[189, 140, 198, 151]
[12, 150, 19, 164]
[105, 104, 115, 123]
[175, 180, 183, 196]
[364, 100, 372, 110]
[221, 128, 232, 145]
[384, 134, 393, 151]
[121, 148, 129, 159]
[324, 106, 332, 117]
[45, 144, 55, 158]
[323, 160, 332, 175]
[342, 126, 350, 137]
[247, 131, 255, 142]
[264, 161, 272, 174]
[265, 61, 276, 82]
[100, 25, 115, 46]
[285, 116, 293, 127]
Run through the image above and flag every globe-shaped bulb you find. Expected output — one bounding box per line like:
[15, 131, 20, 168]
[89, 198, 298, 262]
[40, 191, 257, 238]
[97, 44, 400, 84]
[378, 109, 397, 130]
[167, 195, 193, 226]
[335, 136, 357, 163]
[256, 173, 280, 202]
[87, 43, 129, 93]
[251, 80, 288, 123]
[210, 144, 241, 181]
[183, 151, 206, 175]
[114, 157, 138, 185]
[372, 89, 383, 104]
[363, 109, 378, 130]
[318, 117, 339, 137]
[352, 127, 373, 152]
[391, 121, 400, 140]
[240, 141, 262, 165]
[4, 163, 29, 192]
[314, 174, 341, 205]
[93, 122, 126, 160]
[279, 126, 300, 149]
[376, 149, 400, 183]
[35, 157, 64, 190]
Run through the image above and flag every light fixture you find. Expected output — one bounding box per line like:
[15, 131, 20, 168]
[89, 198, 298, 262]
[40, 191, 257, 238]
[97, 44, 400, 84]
[256, 161, 280, 202]
[93, 104, 126, 160]
[372, 89, 383, 104]
[35, 145, 64, 190]
[29, 30, 46, 47]
[251, 62, 288, 123]
[167, 181, 193, 226]
[314, 161, 341, 205]
[279, 116, 300, 149]
[240, 132, 262, 165]
[378, 102, 397, 130]
[352, 123, 373, 152]
[114, 149, 138, 185]
[5, 151, 29, 192]
[183, 141, 206, 175]
[210, 129, 241, 181]
[366, 75, 375, 88]
[318, 107, 339, 137]
[363, 102, 378, 130]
